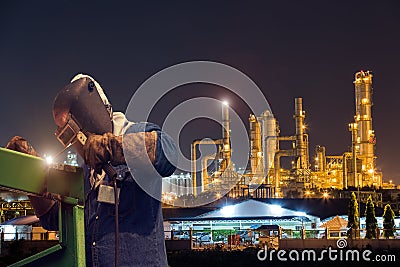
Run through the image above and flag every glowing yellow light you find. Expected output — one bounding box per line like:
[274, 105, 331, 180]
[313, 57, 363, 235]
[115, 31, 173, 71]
[45, 156, 53, 165]
[222, 100, 229, 106]
[323, 192, 329, 198]
[305, 191, 311, 196]
[216, 193, 221, 198]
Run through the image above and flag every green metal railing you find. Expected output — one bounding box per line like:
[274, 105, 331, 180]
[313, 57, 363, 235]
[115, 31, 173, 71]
[0, 147, 85, 266]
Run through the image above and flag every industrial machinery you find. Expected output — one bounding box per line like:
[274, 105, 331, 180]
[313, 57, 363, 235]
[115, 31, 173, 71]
[240, 97, 311, 198]
[257, 71, 382, 197]
[0, 147, 85, 266]
[190, 101, 233, 197]
[170, 70, 384, 202]
[272, 97, 311, 197]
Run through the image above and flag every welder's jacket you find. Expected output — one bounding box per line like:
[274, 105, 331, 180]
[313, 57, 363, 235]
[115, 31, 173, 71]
[39, 112, 177, 267]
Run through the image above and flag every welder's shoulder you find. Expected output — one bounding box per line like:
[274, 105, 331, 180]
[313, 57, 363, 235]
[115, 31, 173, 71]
[125, 122, 161, 134]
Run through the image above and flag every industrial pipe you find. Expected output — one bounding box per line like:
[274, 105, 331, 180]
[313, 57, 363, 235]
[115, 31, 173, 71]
[191, 139, 223, 196]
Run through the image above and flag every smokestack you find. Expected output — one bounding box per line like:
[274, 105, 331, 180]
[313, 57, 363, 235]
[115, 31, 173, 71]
[294, 98, 309, 169]
[259, 110, 278, 182]
[249, 114, 262, 175]
[315, 145, 326, 172]
[222, 101, 231, 167]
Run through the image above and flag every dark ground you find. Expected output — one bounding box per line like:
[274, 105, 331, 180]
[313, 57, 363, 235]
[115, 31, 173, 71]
[167, 247, 400, 267]
[1, 240, 399, 266]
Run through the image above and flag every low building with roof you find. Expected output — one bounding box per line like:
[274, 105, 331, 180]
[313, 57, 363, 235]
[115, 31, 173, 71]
[164, 199, 320, 235]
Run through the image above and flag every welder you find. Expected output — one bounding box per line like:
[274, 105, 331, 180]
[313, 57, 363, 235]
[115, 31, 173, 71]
[6, 74, 177, 266]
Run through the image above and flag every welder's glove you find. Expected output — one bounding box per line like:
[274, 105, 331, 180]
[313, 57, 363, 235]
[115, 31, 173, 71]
[5, 136, 39, 157]
[83, 132, 157, 174]
[5, 136, 55, 217]
[83, 133, 122, 174]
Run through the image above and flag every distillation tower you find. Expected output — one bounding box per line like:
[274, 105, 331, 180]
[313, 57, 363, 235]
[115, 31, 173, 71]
[346, 70, 381, 188]
[272, 98, 311, 197]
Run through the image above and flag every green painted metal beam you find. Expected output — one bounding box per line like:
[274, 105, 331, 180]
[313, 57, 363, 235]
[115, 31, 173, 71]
[46, 164, 85, 204]
[9, 245, 63, 267]
[0, 147, 86, 266]
[0, 147, 47, 195]
[58, 204, 86, 266]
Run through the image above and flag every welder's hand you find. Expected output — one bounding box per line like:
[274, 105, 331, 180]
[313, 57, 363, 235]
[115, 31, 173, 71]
[5, 136, 39, 157]
[83, 133, 125, 174]
[6, 136, 55, 217]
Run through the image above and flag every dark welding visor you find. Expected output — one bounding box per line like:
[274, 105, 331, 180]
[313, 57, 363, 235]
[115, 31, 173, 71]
[53, 77, 113, 141]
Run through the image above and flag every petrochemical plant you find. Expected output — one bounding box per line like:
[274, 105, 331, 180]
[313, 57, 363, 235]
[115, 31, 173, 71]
[163, 70, 397, 208]
[241, 70, 382, 198]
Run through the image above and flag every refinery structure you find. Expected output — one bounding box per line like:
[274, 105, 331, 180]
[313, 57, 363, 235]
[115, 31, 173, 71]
[163, 70, 387, 205]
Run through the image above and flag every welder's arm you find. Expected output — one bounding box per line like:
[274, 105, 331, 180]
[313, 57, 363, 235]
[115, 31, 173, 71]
[5, 136, 58, 223]
[83, 126, 177, 177]
[83, 132, 157, 174]
[123, 129, 177, 177]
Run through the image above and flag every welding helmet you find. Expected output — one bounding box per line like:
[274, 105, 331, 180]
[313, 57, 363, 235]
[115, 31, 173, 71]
[53, 74, 113, 150]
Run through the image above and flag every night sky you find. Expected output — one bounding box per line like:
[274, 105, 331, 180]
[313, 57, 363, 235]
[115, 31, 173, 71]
[1, 1, 399, 183]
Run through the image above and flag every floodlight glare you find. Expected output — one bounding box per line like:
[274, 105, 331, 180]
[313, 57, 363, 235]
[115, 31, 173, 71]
[221, 205, 235, 217]
[295, 211, 307, 217]
[270, 204, 283, 215]
[45, 156, 53, 165]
